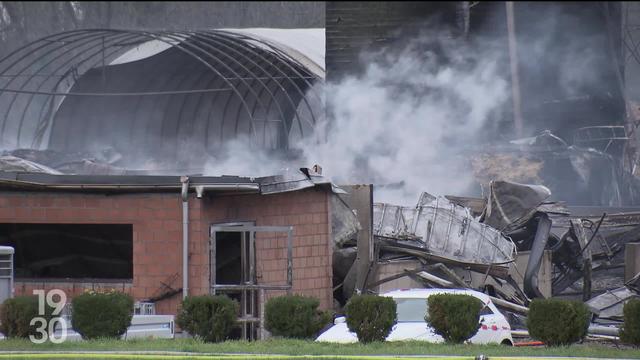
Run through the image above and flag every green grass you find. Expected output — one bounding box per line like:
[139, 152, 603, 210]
[0, 355, 470, 360]
[0, 355, 468, 360]
[0, 338, 638, 359]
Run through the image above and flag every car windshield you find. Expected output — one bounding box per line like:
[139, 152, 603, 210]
[394, 298, 428, 322]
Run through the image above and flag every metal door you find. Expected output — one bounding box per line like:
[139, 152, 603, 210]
[210, 225, 293, 340]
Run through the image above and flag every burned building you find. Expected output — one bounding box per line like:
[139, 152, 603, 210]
[1, 1, 640, 340]
[0, 25, 332, 334]
[0, 29, 324, 170]
[326, 1, 633, 207]
[0, 170, 336, 323]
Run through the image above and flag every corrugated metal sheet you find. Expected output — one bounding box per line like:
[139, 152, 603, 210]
[373, 195, 517, 266]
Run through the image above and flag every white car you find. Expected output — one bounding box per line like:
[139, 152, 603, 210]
[316, 288, 513, 345]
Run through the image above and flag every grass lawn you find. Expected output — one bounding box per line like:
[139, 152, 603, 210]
[0, 338, 638, 359]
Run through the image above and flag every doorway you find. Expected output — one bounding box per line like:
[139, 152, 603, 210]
[210, 224, 293, 340]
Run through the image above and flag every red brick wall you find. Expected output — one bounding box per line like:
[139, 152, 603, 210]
[0, 192, 185, 314]
[0, 188, 333, 314]
[198, 188, 333, 309]
[15, 281, 132, 301]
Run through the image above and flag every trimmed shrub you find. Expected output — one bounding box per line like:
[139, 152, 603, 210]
[265, 295, 332, 339]
[176, 295, 238, 342]
[426, 293, 483, 344]
[345, 294, 397, 343]
[71, 289, 134, 340]
[527, 298, 591, 346]
[0, 295, 54, 339]
[620, 299, 640, 346]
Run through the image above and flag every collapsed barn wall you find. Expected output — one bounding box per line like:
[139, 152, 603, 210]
[0, 187, 333, 314]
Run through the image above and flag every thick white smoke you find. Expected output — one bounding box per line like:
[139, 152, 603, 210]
[205, 29, 509, 205]
[301, 32, 509, 204]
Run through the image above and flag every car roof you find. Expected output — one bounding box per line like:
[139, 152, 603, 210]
[381, 288, 492, 303]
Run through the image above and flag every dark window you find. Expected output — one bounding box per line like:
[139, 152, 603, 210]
[214, 231, 244, 285]
[0, 224, 132, 280]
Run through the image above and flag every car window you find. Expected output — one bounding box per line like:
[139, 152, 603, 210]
[394, 298, 428, 322]
[479, 305, 494, 316]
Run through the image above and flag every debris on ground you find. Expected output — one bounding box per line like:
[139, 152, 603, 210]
[4, 130, 640, 339]
[0, 148, 126, 175]
[331, 129, 640, 337]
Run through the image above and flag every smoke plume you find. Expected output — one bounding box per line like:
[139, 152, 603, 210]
[205, 29, 510, 205]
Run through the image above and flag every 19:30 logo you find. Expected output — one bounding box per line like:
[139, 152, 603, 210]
[29, 289, 67, 344]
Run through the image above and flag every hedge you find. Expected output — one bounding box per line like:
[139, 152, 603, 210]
[621, 299, 640, 346]
[426, 293, 483, 344]
[176, 295, 238, 342]
[265, 295, 332, 339]
[527, 298, 591, 346]
[345, 294, 396, 343]
[71, 290, 134, 340]
[0, 295, 54, 339]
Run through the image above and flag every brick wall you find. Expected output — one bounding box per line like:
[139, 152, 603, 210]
[0, 187, 333, 314]
[199, 188, 333, 309]
[0, 192, 186, 314]
[15, 281, 133, 301]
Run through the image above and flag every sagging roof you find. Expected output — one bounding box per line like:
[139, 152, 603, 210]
[0, 168, 343, 195]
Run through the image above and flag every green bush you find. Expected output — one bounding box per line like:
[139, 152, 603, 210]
[621, 299, 640, 346]
[527, 298, 591, 346]
[71, 290, 134, 340]
[345, 294, 397, 343]
[0, 296, 54, 339]
[265, 295, 332, 339]
[426, 293, 483, 344]
[176, 295, 238, 342]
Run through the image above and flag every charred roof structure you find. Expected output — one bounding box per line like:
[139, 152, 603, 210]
[0, 29, 324, 167]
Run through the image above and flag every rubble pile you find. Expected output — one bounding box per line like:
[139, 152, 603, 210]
[0, 148, 127, 175]
[333, 177, 640, 334]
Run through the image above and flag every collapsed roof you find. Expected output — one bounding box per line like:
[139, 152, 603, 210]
[0, 28, 325, 166]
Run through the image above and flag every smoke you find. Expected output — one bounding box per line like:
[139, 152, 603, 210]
[511, 3, 623, 138]
[2, 4, 616, 206]
[204, 28, 510, 205]
[304, 32, 509, 204]
[522, 15, 609, 98]
[201, 136, 297, 178]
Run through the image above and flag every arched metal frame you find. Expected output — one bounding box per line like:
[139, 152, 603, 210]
[0, 29, 323, 160]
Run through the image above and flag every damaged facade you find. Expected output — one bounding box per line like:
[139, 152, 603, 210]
[0, 169, 337, 320]
[0, 27, 333, 337]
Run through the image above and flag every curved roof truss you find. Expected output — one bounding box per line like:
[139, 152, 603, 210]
[0, 29, 324, 163]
